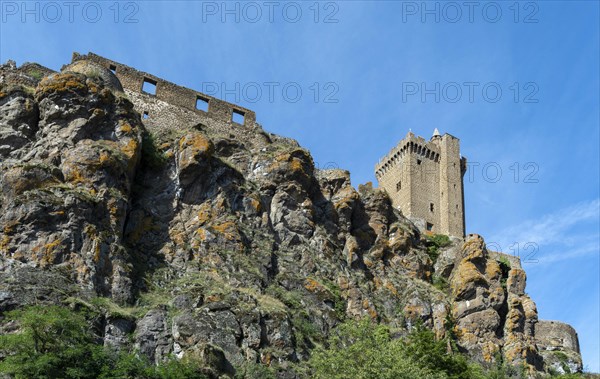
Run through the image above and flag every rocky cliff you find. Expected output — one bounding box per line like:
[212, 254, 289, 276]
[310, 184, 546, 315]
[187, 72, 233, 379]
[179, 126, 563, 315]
[0, 56, 583, 378]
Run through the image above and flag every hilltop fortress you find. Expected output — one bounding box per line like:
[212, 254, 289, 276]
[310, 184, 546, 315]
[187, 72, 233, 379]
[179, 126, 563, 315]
[74, 51, 470, 239]
[375, 130, 467, 238]
[0, 52, 584, 375]
[5, 52, 469, 239]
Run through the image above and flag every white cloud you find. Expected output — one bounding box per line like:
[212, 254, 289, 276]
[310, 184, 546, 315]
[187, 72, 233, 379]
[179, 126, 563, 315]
[535, 239, 599, 265]
[487, 199, 600, 263]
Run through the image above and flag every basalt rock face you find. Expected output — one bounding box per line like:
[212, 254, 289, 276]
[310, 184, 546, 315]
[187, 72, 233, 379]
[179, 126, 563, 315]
[0, 59, 583, 377]
[448, 235, 545, 372]
[0, 67, 141, 306]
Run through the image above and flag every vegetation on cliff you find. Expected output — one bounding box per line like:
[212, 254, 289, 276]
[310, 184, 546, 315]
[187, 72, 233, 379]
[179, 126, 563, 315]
[0, 59, 587, 378]
[0, 306, 592, 379]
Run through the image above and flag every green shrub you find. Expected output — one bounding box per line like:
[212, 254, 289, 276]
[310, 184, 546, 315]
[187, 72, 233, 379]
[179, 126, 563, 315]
[141, 131, 168, 169]
[497, 256, 511, 272]
[308, 319, 445, 379]
[403, 324, 486, 379]
[0, 305, 105, 378]
[306, 318, 535, 379]
[27, 69, 44, 80]
[425, 234, 452, 262]
[433, 274, 450, 292]
[234, 361, 276, 379]
[320, 278, 346, 319]
[265, 284, 303, 309]
[0, 305, 208, 379]
[293, 311, 321, 347]
[497, 256, 511, 290]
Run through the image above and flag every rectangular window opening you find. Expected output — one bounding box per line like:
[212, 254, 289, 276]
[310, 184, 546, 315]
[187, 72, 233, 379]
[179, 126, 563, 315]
[142, 78, 157, 95]
[109, 64, 117, 73]
[426, 222, 434, 231]
[417, 159, 422, 165]
[429, 203, 434, 212]
[142, 111, 149, 119]
[232, 109, 245, 125]
[196, 96, 209, 112]
[396, 181, 401, 192]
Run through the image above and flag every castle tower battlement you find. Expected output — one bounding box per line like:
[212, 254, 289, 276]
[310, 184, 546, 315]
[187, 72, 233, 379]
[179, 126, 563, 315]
[375, 130, 466, 238]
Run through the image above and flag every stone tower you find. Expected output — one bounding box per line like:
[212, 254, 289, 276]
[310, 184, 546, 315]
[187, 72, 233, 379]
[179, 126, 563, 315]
[375, 130, 466, 238]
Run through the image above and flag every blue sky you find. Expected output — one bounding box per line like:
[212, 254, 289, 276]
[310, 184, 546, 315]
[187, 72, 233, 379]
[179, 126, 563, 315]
[1, 0, 598, 372]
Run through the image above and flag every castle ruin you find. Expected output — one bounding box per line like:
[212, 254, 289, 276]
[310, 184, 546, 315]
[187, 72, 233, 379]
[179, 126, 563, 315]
[68, 52, 260, 132]
[375, 130, 467, 238]
[0, 53, 584, 373]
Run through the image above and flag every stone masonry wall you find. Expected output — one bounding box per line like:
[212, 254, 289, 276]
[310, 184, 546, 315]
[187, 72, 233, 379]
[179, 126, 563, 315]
[535, 320, 581, 354]
[535, 320, 583, 373]
[69, 52, 258, 131]
[375, 132, 466, 237]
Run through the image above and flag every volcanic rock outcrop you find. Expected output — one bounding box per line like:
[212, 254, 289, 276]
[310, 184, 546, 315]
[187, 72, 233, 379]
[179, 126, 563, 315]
[0, 55, 583, 377]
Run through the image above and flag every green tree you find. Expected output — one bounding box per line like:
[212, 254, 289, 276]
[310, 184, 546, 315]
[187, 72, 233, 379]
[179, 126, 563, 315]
[307, 318, 498, 379]
[308, 318, 445, 379]
[402, 324, 486, 379]
[0, 305, 106, 378]
[0, 305, 208, 379]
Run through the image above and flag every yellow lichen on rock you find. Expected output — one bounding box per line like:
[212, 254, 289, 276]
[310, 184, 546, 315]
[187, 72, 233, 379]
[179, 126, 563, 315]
[451, 260, 488, 299]
[119, 120, 133, 134]
[384, 281, 399, 296]
[485, 260, 502, 281]
[211, 221, 239, 242]
[39, 238, 63, 267]
[92, 238, 102, 263]
[304, 277, 325, 293]
[0, 235, 11, 255]
[197, 203, 213, 224]
[2, 221, 19, 235]
[177, 133, 214, 173]
[36, 73, 87, 95]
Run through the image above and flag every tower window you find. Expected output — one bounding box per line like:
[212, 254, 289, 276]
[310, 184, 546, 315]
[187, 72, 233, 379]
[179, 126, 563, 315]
[142, 111, 149, 119]
[142, 78, 157, 95]
[196, 96, 209, 112]
[429, 203, 434, 212]
[396, 181, 401, 191]
[109, 64, 117, 73]
[426, 222, 433, 231]
[232, 109, 245, 124]
[417, 159, 422, 165]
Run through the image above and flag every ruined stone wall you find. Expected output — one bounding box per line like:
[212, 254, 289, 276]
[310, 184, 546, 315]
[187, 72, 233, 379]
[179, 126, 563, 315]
[535, 320, 581, 354]
[375, 132, 466, 237]
[69, 52, 258, 132]
[535, 320, 583, 373]
[0, 61, 56, 89]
